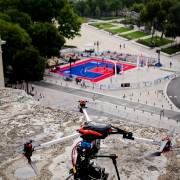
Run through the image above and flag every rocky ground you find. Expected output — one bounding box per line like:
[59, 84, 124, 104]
[0, 88, 180, 180]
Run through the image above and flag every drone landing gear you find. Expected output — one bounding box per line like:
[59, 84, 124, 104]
[95, 154, 120, 180]
[72, 154, 120, 180]
[73, 163, 108, 180]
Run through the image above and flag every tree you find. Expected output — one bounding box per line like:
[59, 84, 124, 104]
[0, 0, 81, 39]
[0, 0, 19, 11]
[156, 10, 166, 39]
[84, 4, 91, 17]
[5, 9, 32, 30]
[140, 0, 160, 40]
[131, 3, 145, 13]
[0, 19, 32, 67]
[109, 0, 123, 16]
[13, 46, 45, 92]
[28, 22, 65, 57]
[0, 0, 80, 87]
[0, 19, 46, 86]
[165, 2, 180, 38]
[57, 3, 81, 39]
[73, 0, 86, 16]
[0, 12, 11, 22]
[156, 0, 174, 39]
[95, 6, 101, 18]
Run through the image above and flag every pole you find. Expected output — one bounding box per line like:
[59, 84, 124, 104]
[121, 64, 124, 74]
[136, 55, 139, 69]
[145, 57, 148, 69]
[0, 38, 6, 87]
[155, 49, 162, 67]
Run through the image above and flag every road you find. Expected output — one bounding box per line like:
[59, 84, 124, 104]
[167, 76, 180, 110]
[35, 81, 180, 121]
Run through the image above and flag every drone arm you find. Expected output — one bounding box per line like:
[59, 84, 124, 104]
[133, 136, 156, 144]
[82, 108, 92, 122]
[110, 126, 134, 140]
[34, 133, 79, 150]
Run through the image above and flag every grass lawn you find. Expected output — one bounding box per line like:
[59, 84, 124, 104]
[120, 31, 149, 40]
[89, 22, 115, 29]
[105, 27, 131, 34]
[161, 44, 180, 55]
[98, 16, 122, 20]
[137, 36, 173, 47]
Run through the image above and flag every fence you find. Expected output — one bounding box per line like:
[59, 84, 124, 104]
[83, 73, 176, 90]
[45, 70, 176, 91]
[86, 99, 178, 131]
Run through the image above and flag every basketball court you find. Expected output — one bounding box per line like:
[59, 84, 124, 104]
[54, 58, 136, 82]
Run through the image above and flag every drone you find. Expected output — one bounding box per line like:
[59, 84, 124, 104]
[18, 100, 177, 180]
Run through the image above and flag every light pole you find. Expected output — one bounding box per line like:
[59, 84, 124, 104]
[0, 38, 6, 87]
[155, 49, 162, 67]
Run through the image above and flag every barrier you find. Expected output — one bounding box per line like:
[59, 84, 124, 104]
[45, 67, 176, 91]
[83, 73, 176, 90]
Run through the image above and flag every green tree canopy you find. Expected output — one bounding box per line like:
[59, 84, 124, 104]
[0, 19, 45, 84]
[5, 9, 32, 30]
[165, 2, 180, 37]
[0, 0, 81, 39]
[28, 22, 65, 57]
[57, 3, 81, 39]
[0, 12, 11, 21]
[13, 46, 45, 81]
[0, 19, 32, 66]
[0, 0, 81, 85]
[131, 3, 145, 13]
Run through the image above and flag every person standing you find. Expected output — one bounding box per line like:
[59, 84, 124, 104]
[170, 61, 172, 68]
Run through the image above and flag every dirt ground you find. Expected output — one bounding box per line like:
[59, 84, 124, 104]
[0, 88, 180, 180]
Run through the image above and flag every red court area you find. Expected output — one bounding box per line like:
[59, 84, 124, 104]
[53, 58, 136, 82]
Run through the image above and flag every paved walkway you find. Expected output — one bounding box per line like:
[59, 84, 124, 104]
[66, 24, 180, 72]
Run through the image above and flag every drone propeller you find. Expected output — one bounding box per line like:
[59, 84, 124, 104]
[143, 127, 177, 158]
[28, 160, 39, 176]
[159, 139, 169, 152]
[168, 127, 176, 137]
[143, 151, 161, 158]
